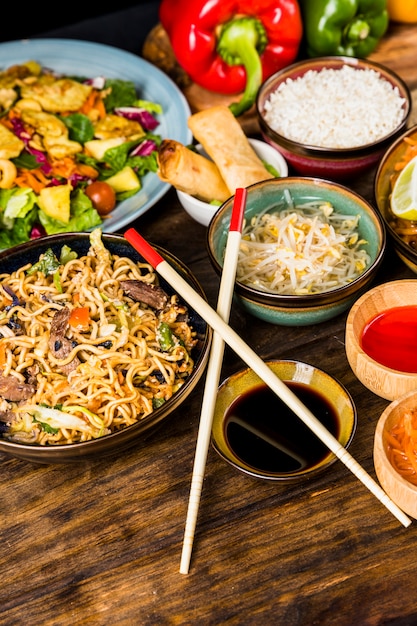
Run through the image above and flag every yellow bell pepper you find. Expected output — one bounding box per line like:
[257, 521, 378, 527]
[387, 0, 417, 23]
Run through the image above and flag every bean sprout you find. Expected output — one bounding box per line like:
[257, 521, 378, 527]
[237, 197, 370, 295]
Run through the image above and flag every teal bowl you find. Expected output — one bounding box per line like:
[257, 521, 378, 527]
[207, 177, 386, 326]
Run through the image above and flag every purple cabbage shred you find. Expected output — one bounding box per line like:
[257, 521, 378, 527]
[30, 224, 46, 239]
[84, 76, 106, 89]
[114, 107, 159, 130]
[130, 140, 157, 157]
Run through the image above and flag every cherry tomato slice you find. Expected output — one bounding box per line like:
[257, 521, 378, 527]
[85, 181, 116, 216]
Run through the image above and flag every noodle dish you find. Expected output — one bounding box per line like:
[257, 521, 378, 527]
[0, 230, 210, 460]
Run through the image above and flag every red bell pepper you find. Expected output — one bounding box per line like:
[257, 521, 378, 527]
[159, 0, 303, 117]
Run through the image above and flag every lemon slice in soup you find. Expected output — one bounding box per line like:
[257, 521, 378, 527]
[391, 154, 417, 221]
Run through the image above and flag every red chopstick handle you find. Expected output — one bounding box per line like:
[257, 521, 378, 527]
[124, 228, 164, 268]
[229, 188, 247, 233]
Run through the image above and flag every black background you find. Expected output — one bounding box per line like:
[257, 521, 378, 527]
[0, 1, 158, 48]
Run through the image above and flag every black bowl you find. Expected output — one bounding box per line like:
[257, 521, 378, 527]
[0, 233, 211, 463]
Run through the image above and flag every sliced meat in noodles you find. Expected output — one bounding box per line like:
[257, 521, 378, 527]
[49, 307, 80, 374]
[120, 280, 169, 310]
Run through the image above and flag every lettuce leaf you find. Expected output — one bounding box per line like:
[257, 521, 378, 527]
[0, 207, 38, 250]
[103, 79, 137, 111]
[60, 113, 95, 143]
[1, 187, 37, 223]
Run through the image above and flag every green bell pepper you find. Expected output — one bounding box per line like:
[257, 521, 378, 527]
[300, 0, 389, 58]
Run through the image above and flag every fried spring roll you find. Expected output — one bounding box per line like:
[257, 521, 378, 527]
[157, 139, 230, 202]
[188, 105, 274, 191]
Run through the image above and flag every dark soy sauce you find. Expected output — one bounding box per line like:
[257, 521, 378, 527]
[224, 381, 340, 474]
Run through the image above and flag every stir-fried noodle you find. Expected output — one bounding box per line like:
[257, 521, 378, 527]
[237, 195, 370, 295]
[0, 230, 198, 445]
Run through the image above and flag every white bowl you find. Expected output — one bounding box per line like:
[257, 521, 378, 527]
[177, 138, 288, 227]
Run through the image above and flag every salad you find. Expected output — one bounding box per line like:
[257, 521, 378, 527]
[0, 60, 162, 250]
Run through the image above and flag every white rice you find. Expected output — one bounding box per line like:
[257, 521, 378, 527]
[263, 65, 406, 149]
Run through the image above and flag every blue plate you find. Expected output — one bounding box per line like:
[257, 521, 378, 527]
[0, 38, 192, 233]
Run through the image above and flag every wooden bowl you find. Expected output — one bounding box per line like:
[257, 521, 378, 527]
[374, 390, 417, 519]
[345, 279, 417, 400]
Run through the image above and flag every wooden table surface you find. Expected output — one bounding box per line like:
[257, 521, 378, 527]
[2, 19, 417, 626]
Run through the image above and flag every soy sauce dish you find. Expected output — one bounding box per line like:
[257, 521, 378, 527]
[212, 360, 357, 482]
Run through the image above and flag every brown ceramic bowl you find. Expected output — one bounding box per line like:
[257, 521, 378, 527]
[374, 124, 417, 274]
[345, 279, 417, 401]
[0, 233, 211, 463]
[212, 360, 357, 482]
[257, 56, 411, 180]
[374, 389, 417, 519]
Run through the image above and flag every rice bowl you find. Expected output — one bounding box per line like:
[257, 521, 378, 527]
[257, 56, 411, 180]
[262, 64, 405, 149]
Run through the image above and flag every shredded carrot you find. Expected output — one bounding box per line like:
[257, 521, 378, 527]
[50, 158, 98, 181]
[1, 118, 14, 132]
[389, 135, 417, 191]
[88, 398, 102, 413]
[394, 144, 417, 171]
[80, 90, 106, 119]
[1, 108, 22, 131]
[384, 407, 417, 485]
[14, 168, 51, 193]
[55, 380, 69, 393]
[74, 163, 99, 179]
[79, 90, 96, 113]
[15, 158, 98, 193]
[49, 157, 78, 179]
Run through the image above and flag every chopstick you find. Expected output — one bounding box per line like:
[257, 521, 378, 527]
[124, 228, 412, 541]
[178, 188, 246, 575]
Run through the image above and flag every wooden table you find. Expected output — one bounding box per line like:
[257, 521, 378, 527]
[2, 20, 417, 626]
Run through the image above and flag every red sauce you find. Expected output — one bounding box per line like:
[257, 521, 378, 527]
[360, 305, 417, 373]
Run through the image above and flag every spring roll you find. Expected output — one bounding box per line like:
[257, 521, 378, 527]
[188, 105, 274, 192]
[157, 139, 230, 202]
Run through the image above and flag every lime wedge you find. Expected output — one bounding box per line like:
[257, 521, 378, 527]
[391, 154, 417, 221]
